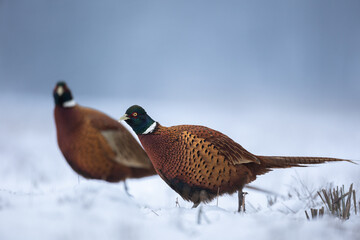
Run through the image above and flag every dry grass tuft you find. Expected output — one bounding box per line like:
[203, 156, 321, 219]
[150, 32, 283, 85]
[305, 184, 358, 220]
[305, 206, 324, 220]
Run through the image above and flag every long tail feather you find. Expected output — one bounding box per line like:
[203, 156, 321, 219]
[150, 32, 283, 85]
[257, 155, 354, 168]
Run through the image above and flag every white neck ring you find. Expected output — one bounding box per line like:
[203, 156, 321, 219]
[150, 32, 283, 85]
[142, 122, 157, 134]
[63, 99, 76, 108]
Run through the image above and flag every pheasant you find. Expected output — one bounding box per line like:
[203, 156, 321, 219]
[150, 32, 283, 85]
[120, 105, 353, 211]
[53, 82, 156, 186]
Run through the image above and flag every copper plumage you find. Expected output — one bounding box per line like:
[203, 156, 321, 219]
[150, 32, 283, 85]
[54, 83, 156, 183]
[121, 105, 353, 211]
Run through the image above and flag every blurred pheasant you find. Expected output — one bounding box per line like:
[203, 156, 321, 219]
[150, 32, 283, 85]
[53, 82, 156, 187]
[120, 105, 353, 211]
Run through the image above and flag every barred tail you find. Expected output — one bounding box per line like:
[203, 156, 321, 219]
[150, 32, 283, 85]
[256, 155, 354, 169]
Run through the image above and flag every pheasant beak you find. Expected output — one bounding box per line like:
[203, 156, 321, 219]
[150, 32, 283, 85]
[119, 114, 130, 122]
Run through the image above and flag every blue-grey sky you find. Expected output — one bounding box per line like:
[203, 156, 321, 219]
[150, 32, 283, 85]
[1, 0, 360, 104]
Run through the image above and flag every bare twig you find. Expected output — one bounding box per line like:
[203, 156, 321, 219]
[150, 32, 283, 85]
[319, 206, 324, 217]
[317, 191, 327, 210]
[321, 189, 332, 212]
[311, 208, 318, 219]
[151, 210, 159, 216]
[305, 206, 324, 220]
[345, 184, 353, 219]
[353, 190, 357, 215]
[281, 203, 296, 214]
[197, 206, 202, 224]
[197, 205, 210, 225]
[267, 196, 277, 207]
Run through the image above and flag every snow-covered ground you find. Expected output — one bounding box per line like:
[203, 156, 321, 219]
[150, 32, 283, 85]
[1, 93, 359, 240]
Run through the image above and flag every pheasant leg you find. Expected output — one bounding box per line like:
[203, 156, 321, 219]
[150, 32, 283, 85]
[238, 190, 247, 212]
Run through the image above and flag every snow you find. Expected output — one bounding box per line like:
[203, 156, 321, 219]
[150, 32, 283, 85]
[0, 94, 359, 240]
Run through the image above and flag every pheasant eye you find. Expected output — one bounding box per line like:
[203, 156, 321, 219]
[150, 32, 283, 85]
[132, 112, 138, 117]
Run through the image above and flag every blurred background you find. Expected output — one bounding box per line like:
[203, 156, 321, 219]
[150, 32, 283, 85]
[1, 0, 360, 105]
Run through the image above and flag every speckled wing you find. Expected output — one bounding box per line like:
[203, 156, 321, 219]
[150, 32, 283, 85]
[179, 126, 260, 165]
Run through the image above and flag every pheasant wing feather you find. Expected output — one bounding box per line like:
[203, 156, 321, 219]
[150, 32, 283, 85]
[179, 125, 260, 165]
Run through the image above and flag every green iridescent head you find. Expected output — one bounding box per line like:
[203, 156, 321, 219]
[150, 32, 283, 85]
[120, 105, 156, 135]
